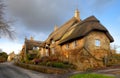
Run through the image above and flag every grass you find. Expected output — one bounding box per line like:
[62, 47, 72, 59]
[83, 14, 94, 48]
[70, 73, 115, 78]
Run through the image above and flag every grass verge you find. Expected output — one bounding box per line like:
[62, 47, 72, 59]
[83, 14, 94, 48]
[70, 73, 115, 78]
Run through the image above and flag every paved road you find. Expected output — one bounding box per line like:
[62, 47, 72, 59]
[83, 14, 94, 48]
[2, 62, 119, 78]
[0, 62, 64, 78]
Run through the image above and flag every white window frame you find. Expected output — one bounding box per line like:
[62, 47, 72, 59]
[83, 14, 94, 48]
[95, 39, 101, 47]
[66, 44, 69, 49]
[52, 40, 55, 44]
[51, 48, 55, 55]
[73, 40, 77, 48]
[33, 47, 39, 50]
[46, 49, 49, 56]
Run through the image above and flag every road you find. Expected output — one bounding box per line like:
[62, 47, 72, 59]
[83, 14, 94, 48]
[1, 62, 120, 78]
[0, 62, 64, 78]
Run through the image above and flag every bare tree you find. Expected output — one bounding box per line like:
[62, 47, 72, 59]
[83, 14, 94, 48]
[0, 0, 14, 39]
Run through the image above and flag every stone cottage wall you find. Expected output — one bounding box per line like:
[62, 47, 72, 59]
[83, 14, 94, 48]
[60, 31, 111, 70]
[85, 31, 110, 60]
[61, 38, 85, 63]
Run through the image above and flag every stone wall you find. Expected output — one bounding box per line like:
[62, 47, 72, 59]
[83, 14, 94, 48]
[61, 38, 85, 62]
[85, 31, 110, 60]
[15, 63, 69, 74]
[38, 31, 111, 71]
[59, 31, 110, 70]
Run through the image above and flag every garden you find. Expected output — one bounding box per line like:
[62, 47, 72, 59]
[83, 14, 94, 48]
[22, 55, 76, 69]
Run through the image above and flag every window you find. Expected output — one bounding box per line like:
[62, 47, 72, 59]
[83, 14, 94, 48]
[33, 47, 39, 50]
[41, 48, 44, 57]
[73, 40, 77, 48]
[51, 48, 55, 54]
[95, 39, 100, 46]
[46, 49, 49, 56]
[66, 44, 69, 49]
[46, 44, 48, 47]
[52, 40, 55, 44]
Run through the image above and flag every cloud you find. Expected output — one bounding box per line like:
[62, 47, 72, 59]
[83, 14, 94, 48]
[8, 0, 75, 33]
[1, 0, 118, 54]
[8, 0, 115, 28]
[7, 0, 116, 40]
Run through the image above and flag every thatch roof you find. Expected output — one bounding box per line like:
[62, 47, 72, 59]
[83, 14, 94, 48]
[45, 17, 81, 44]
[25, 39, 42, 50]
[40, 42, 46, 47]
[59, 16, 114, 45]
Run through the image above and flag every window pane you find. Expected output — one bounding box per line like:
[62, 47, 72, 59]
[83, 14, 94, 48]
[73, 40, 77, 48]
[66, 44, 69, 49]
[51, 48, 55, 54]
[46, 49, 49, 56]
[95, 39, 100, 46]
[52, 40, 55, 44]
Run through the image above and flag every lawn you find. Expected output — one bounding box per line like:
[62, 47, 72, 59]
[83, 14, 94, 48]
[70, 73, 115, 78]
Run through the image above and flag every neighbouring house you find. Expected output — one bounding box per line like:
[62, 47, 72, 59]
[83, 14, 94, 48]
[39, 9, 114, 70]
[21, 36, 42, 61]
[7, 51, 16, 62]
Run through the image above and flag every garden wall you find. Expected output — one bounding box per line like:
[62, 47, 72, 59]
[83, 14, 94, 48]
[15, 62, 70, 74]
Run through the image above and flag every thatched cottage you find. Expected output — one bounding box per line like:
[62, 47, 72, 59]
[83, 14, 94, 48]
[39, 9, 114, 70]
[21, 37, 42, 60]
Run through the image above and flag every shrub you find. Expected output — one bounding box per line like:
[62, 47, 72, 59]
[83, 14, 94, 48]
[0, 52, 8, 62]
[63, 61, 69, 64]
[52, 62, 66, 68]
[46, 62, 52, 66]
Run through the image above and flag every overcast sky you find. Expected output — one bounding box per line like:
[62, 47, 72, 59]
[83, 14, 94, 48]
[0, 0, 120, 54]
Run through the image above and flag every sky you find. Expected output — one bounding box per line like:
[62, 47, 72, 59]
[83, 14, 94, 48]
[0, 0, 120, 54]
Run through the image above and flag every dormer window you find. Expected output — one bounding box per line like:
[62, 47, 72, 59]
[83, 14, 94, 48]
[95, 39, 100, 47]
[52, 40, 55, 44]
[73, 40, 77, 48]
[66, 44, 69, 49]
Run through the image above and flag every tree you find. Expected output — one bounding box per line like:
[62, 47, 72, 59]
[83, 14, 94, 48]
[0, 52, 8, 62]
[0, 0, 14, 39]
[110, 44, 120, 54]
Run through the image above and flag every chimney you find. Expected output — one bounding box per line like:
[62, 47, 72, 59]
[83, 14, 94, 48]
[54, 25, 59, 31]
[30, 36, 34, 41]
[74, 9, 80, 21]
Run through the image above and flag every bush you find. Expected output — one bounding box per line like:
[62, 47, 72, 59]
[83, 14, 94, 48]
[52, 62, 65, 68]
[0, 52, 8, 62]
[46, 62, 52, 66]
[63, 61, 69, 64]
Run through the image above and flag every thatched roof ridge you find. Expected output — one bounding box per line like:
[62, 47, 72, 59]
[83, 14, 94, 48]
[59, 16, 114, 45]
[45, 17, 80, 44]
